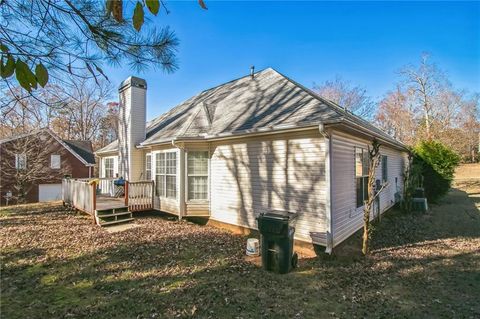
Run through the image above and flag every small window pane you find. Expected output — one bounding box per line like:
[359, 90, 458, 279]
[382, 155, 388, 182]
[156, 175, 165, 196]
[188, 176, 208, 200]
[166, 152, 176, 175]
[51, 155, 61, 169]
[166, 176, 176, 198]
[188, 151, 208, 175]
[355, 148, 363, 177]
[16, 154, 27, 170]
[104, 158, 114, 178]
[145, 154, 152, 180]
[156, 153, 165, 174]
[362, 150, 369, 176]
[356, 177, 363, 207]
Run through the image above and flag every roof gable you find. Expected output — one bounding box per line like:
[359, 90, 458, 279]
[0, 128, 95, 165]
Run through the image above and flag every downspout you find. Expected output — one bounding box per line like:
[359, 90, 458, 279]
[319, 123, 333, 254]
[172, 139, 185, 220]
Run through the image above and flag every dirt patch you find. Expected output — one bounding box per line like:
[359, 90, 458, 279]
[455, 163, 480, 180]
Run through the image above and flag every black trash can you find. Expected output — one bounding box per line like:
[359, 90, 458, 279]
[256, 211, 298, 274]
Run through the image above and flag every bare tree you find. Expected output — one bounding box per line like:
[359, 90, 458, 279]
[313, 76, 375, 118]
[1, 75, 116, 149]
[399, 53, 448, 139]
[376, 54, 480, 161]
[376, 86, 417, 145]
[50, 76, 113, 141]
[362, 139, 388, 255]
[1, 133, 66, 204]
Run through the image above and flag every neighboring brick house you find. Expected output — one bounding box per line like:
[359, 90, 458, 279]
[0, 128, 95, 205]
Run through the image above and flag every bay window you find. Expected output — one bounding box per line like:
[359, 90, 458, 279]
[355, 147, 369, 208]
[187, 151, 208, 200]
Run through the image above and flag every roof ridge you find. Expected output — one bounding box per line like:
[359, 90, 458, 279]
[268, 68, 348, 118]
[269, 68, 400, 143]
[146, 67, 273, 131]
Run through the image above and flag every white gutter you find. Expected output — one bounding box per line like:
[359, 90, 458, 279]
[318, 123, 333, 254]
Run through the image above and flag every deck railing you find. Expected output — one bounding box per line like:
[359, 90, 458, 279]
[76, 178, 116, 196]
[63, 178, 154, 217]
[127, 180, 154, 212]
[62, 179, 96, 214]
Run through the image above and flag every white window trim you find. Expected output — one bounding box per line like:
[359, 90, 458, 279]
[50, 154, 61, 169]
[186, 150, 209, 202]
[153, 149, 178, 200]
[15, 153, 27, 170]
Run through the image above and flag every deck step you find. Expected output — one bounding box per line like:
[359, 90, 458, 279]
[96, 211, 132, 218]
[96, 207, 129, 215]
[95, 207, 134, 227]
[98, 218, 135, 226]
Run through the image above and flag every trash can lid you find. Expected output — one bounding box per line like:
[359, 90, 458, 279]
[257, 210, 297, 221]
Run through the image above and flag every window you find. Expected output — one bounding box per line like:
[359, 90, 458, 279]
[145, 154, 152, 180]
[104, 158, 114, 178]
[188, 151, 208, 200]
[381, 155, 388, 183]
[15, 154, 26, 170]
[155, 152, 177, 199]
[50, 154, 61, 169]
[355, 147, 369, 208]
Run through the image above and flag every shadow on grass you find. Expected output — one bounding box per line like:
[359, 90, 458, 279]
[1, 195, 479, 318]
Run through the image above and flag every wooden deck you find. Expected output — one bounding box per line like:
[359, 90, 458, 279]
[63, 179, 154, 226]
[96, 196, 127, 210]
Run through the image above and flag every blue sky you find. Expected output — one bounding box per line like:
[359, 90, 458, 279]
[105, 1, 480, 120]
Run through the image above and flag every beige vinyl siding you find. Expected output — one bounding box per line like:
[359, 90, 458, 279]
[210, 130, 328, 245]
[118, 82, 146, 181]
[185, 201, 210, 216]
[331, 131, 407, 247]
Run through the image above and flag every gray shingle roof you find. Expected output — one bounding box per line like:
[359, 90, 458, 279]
[63, 140, 95, 164]
[141, 68, 405, 149]
[95, 140, 118, 155]
[100, 68, 406, 151]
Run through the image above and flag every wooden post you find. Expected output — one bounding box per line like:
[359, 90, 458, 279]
[124, 181, 129, 207]
[92, 182, 97, 224]
[151, 180, 155, 210]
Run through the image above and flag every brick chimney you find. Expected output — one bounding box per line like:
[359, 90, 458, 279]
[118, 76, 147, 181]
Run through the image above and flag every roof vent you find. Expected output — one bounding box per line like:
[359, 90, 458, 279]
[250, 65, 255, 78]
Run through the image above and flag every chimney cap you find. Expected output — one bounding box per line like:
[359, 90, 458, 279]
[119, 76, 147, 91]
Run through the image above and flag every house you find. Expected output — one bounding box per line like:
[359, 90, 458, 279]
[95, 68, 408, 252]
[0, 128, 95, 205]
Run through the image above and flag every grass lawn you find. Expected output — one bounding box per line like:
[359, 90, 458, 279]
[1, 182, 479, 318]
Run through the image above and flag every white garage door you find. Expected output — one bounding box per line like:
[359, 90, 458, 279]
[39, 184, 62, 202]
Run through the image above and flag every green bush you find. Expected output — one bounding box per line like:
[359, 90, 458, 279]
[413, 140, 460, 202]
